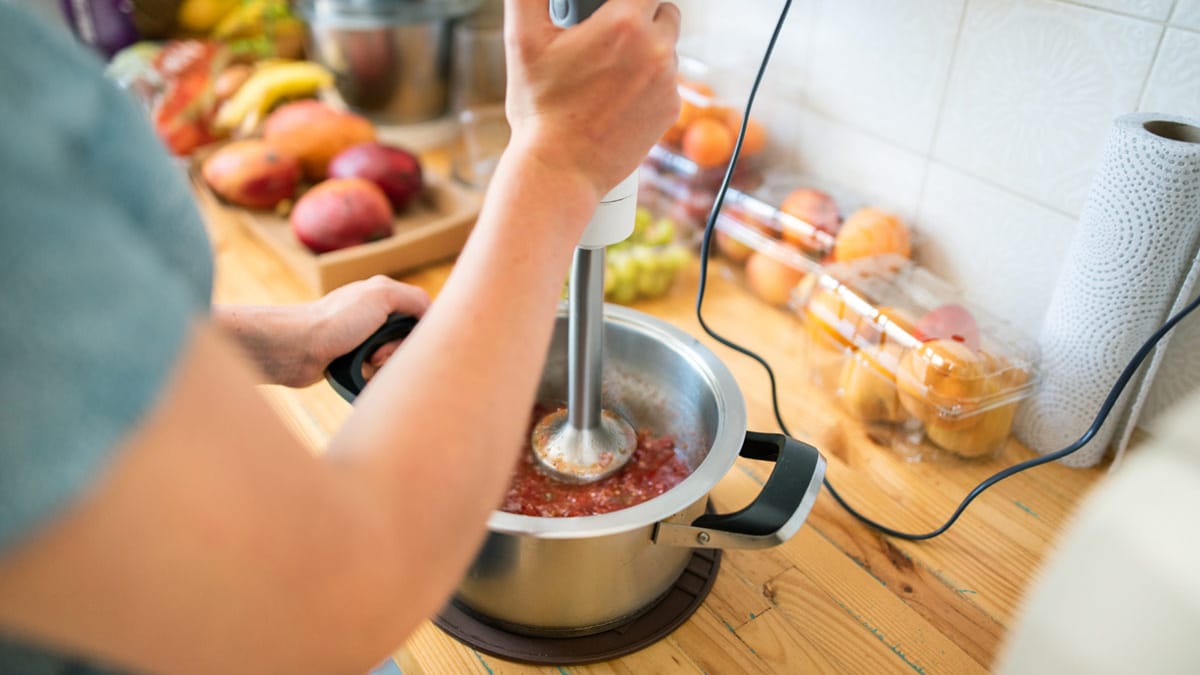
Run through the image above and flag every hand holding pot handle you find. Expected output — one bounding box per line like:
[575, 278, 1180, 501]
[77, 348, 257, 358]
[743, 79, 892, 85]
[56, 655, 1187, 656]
[655, 432, 826, 549]
[325, 313, 419, 402]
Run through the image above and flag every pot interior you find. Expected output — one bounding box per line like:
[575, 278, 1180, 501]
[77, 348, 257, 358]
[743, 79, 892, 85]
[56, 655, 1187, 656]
[537, 313, 713, 470]
[492, 305, 746, 536]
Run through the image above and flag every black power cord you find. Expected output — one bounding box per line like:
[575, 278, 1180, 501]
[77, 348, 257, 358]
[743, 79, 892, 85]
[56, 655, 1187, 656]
[693, 0, 1200, 541]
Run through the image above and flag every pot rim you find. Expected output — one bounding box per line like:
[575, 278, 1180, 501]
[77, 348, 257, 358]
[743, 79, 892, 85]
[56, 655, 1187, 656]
[486, 305, 747, 538]
[298, 0, 482, 27]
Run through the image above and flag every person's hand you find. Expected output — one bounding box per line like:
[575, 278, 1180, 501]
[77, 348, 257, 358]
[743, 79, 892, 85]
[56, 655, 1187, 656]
[305, 276, 431, 384]
[503, 0, 681, 200]
[214, 276, 430, 388]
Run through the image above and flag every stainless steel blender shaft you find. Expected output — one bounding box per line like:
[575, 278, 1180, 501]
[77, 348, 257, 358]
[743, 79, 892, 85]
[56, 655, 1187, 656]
[528, 0, 638, 484]
[567, 247, 605, 432]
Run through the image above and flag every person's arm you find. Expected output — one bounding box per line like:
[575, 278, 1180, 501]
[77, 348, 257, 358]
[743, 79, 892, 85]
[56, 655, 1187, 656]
[212, 277, 431, 388]
[0, 1, 681, 673]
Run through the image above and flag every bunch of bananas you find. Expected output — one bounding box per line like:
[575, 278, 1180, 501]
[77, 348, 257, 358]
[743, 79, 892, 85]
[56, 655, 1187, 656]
[214, 59, 333, 133]
[176, 0, 305, 59]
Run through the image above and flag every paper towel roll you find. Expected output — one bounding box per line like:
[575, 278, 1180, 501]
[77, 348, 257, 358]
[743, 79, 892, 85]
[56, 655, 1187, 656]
[1017, 112, 1200, 468]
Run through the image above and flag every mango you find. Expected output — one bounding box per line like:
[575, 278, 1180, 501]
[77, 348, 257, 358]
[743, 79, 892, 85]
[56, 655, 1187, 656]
[290, 178, 394, 253]
[201, 139, 300, 210]
[263, 100, 376, 180]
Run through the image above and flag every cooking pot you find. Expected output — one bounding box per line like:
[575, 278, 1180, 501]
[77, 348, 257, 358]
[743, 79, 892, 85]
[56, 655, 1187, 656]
[297, 0, 483, 124]
[327, 305, 825, 636]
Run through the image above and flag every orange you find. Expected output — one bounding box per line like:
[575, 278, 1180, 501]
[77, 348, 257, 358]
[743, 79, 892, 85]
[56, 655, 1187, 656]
[720, 109, 767, 157]
[832, 207, 911, 262]
[896, 339, 987, 429]
[664, 80, 715, 148]
[803, 287, 854, 352]
[682, 117, 735, 168]
[745, 250, 806, 307]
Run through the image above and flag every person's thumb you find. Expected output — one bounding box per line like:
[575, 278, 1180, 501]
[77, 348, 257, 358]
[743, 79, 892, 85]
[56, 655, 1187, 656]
[504, 0, 558, 50]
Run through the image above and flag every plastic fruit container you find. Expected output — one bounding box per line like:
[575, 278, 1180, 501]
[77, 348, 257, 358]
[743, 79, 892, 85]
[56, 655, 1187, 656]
[638, 54, 767, 228]
[798, 255, 1039, 461]
[657, 54, 769, 177]
[711, 175, 866, 310]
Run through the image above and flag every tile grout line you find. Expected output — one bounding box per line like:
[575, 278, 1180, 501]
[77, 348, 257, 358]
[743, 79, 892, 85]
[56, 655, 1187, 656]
[1135, 4, 1176, 111]
[915, 0, 974, 233]
[795, 102, 1081, 221]
[1052, 0, 1186, 27]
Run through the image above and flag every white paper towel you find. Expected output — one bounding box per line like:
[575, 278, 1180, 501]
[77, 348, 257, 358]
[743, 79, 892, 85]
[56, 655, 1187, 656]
[1017, 112, 1200, 468]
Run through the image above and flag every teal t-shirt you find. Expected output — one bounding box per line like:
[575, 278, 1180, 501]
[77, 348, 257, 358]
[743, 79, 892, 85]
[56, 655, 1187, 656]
[0, 1, 214, 671]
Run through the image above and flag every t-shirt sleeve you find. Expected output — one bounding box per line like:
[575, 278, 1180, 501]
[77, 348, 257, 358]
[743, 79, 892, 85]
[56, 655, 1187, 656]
[0, 7, 212, 553]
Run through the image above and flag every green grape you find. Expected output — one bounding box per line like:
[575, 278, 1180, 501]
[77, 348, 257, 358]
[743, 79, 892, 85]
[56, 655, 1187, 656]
[647, 271, 674, 298]
[610, 280, 639, 305]
[633, 206, 654, 241]
[660, 244, 691, 273]
[642, 217, 677, 247]
[608, 250, 639, 288]
[629, 244, 659, 272]
[637, 267, 663, 296]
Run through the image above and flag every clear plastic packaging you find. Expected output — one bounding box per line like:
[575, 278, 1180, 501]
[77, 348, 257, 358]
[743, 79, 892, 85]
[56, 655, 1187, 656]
[637, 54, 769, 237]
[798, 255, 1039, 461]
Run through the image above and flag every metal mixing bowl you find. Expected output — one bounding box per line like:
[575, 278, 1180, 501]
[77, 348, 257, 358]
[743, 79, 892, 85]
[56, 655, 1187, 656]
[298, 0, 483, 124]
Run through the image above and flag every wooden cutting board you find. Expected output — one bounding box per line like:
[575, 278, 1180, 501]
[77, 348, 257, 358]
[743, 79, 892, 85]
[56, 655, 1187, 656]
[191, 167, 482, 294]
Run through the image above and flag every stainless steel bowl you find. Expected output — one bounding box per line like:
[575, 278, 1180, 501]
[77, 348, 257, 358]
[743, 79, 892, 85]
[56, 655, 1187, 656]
[298, 0, 483, 124]
[325, 305, 826, 636]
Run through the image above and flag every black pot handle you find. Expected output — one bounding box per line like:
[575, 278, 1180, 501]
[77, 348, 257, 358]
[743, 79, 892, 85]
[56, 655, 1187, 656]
[325, 314, 419, 403]
[551, 0, 607, 26]
[654, 432, 826, 549]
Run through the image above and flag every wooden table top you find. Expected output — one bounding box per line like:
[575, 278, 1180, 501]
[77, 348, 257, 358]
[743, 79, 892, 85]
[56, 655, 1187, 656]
[198, 164, 1108, 674]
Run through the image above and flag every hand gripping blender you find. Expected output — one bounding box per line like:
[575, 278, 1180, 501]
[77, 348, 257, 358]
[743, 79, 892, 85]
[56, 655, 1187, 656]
[529, 0, 642, 484]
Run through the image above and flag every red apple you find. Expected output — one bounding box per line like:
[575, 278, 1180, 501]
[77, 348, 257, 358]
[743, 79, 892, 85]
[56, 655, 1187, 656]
[290, 178, 394, 253]
[780, 188, 841, 250]
[328, 142, 424, 211]
[915, 303, 981, 351]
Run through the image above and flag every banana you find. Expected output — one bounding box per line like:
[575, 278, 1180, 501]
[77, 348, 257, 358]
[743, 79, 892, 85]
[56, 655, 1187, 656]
[177, 0, 240, 33]
[213, 61, 334, 133]
[212, 0, 269, 40]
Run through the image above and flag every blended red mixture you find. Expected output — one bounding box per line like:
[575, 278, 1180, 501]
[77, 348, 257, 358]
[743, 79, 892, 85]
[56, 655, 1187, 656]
[501, 409, 692, 517]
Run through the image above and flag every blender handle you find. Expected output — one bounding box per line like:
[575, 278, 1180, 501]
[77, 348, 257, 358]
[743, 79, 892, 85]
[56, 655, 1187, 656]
[654, 432, 827, 550]
[549, 0, 639, 250]
[325, 313, 419, 403]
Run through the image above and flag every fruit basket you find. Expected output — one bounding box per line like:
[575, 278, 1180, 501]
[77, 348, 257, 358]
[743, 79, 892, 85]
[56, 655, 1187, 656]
[195, 173, 481, 294]
[191, 98, 482, 294]
[798, 255, 1039, 461]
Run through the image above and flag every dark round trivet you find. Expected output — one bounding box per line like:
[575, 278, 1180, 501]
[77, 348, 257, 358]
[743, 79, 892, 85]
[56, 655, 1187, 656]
[433, 547, 722, 665]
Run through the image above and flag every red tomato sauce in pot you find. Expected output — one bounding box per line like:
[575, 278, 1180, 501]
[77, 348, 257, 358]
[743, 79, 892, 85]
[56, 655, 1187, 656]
[500, 409, 693, 517]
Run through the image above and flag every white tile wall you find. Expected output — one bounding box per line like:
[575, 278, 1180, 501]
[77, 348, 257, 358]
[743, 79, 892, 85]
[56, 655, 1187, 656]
[1061, 0, 1176, 20]
[789, 107, 929, 224]
[1171, 0, 1200, 30]
[915, 163, 1079, 340]
[672, 0, 1200, 425]
[933, 0, 1160, 215]
[1140, 29, 1200, 117]
[803, 0, 965, 154]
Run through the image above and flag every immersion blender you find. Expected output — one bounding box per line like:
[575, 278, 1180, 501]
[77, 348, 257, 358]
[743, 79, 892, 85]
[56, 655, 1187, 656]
[530, 0, 642, 484]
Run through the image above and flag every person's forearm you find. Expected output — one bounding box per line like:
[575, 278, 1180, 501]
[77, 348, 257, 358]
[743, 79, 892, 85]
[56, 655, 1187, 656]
[212, 304, 314, 387]
[325, 145, 599, 624]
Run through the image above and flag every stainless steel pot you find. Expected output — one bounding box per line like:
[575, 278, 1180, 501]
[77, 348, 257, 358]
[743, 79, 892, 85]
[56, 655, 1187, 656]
[327, 306, 825, 636]
[298, 0, 483, 124]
